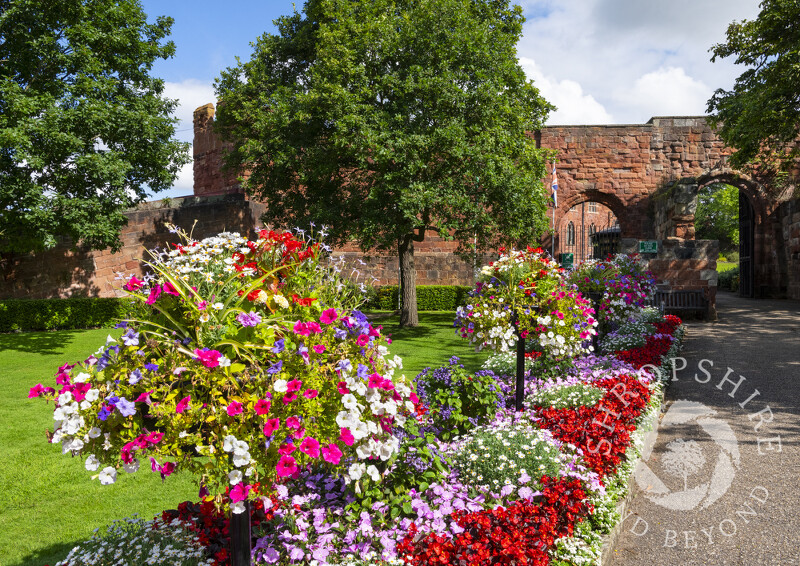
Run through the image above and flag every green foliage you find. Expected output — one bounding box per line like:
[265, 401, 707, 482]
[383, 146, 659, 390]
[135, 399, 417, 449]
[414, 358, 501, 441]
[707, 0, 800, 176]
[719, 266, 740, 291]
[695, 184, 739, 251]
[214, 0, 555, 323]
[366, 285, 472, 311]
[0, 0, 191, 253]
[0, 297, 134, 332]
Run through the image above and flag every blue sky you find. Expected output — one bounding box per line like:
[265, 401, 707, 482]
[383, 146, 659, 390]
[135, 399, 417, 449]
[139, 0, 761, 199]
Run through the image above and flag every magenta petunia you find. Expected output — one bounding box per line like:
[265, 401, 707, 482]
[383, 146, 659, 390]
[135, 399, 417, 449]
[339, 427, 355, 446]
[145, 285, 162, 305]
[226, 400, 243, 416]
[299, 436, 320, 458]
[123, 276, 144, 292]
[254, 399, 271, 415]
[312, 344, 326, 354]
[194, 349, 222, 368]
[163, 281, 181, 296]
[286, 379, 303, 393]
[276, 455, 298, 478]
[321, 443, 343, 465]
[320, 308, 338, 325]
[263, 418, 281, 436]
[286, 416, 301, 429]
[282, 393, 298, 405]
[176, 396, 191, 414]
[356, 334, 369, 346]
[292, 320, 311, 336]
[229, 482, 252, 502]
[28, 384, 45, 398]
[303, 389, 318, 399]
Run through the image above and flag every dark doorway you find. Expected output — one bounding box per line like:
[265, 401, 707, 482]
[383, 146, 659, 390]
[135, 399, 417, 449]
[738, 192, 755, 298]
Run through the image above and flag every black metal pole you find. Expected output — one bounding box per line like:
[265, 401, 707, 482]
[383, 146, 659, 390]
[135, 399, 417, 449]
[588, 291, 602, 354]
[511, 308, 525, 411]
[230, 501, 252, 566]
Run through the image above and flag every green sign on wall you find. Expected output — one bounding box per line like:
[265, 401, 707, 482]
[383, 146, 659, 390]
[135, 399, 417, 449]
[639, 240, 659, 254]
[559, 252, 574, 268]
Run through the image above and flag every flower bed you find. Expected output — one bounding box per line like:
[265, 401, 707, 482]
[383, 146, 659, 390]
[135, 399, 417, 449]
[39, 242, 685, 566]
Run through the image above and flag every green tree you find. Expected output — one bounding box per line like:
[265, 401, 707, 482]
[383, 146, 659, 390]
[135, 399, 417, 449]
[214, 0, 554, 326]
[707, 0, 800, 176]
[0, 0, 190, 253]
[695, 183, 739, 252]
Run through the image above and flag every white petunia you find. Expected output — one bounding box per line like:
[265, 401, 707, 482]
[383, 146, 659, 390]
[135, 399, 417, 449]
[88, 427, 101, 439]
[273, 379, 288, 393]
[218, 356, 231, 368]
[85, 389, 100, 402]
[366, 465, 381, 482]
[98, 466, 117, 485]
[231, 501, 246, 514]
[123, 458, 140, 473]
[73, 372, 91, 383]
[348, 463, 365, 481]
[222, 435, 237, 452]
[85, 454, 100, 471]
[228, 470, 243, 485]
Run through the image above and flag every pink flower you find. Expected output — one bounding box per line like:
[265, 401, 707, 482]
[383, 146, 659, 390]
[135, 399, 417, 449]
[164, 281, 180, 296]
[263, 418, 280, 436]
[145, 432, 164, 445]
[194, 349, 222, 368]
[410, 392, 420, 404]
[320, 308, 338, 325]
[276, 455, 298, 478]
[136, 390, 154, 403]
[291, 427, 305, 440]
[28, 384, 45, 398]
[306, 322, 323, 334]
[146, 285, 162, 305]
[356, 334, 369, 346]
[174, 395, 190, 413]
[299, 436, 320, 458]
[230, 482, 252, 502]
[293, 321, 311, 336]
[226, 401, 243, 416]
[123, 276, 144, 292]
[254, 399, 271, 415]
[321, 443, 343, 465]
[286, 416, 302, 429]
[278, 443, 297, 456]
[312, 344, 326, 354]
[286, 379, 303, 393]
[368, 373, 383, 388]
[55, 372, 71, 385]
[339, 428, 355, 446]
[337, 381, 349, 395]
[197, 301, 208, 310]
[282, 393, 298, 405]
[303, 389, 318, 399]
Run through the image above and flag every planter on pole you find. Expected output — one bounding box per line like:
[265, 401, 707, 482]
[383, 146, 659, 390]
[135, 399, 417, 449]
[230, 501, 252, 566]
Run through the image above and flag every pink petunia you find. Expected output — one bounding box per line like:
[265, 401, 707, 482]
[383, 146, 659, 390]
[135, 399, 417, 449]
[176, 396, 191, 414]
[367, 373, 383, 388]
[356, 334, 369, 346]
[306, 322, 323, 334]
[226, 401, 243, 416]
[320, 308, 338, 325]
[123, 276, 144, 292]
[321, 443, 343, 465]
[278, 443, 297, 456]
[312, 344, 326, 354]
[229, 482, 252, 502]
[299, 436, 320, 458]
[146, 285, 162, 305]
[55, 372, 71, 386]
[286, 379, 303, 393]
[194, 349, 222, 368]
[303, 389, 318, 399]
[28, 384, 45, 398]
[339, 428, 355, 446]
[276, 455, 298, 478]
[282, 393, 298, 405]
[286, 416, 301, 429]
[292, 320, 311, 336]
[163, 281, 181, 296]
[337, 381, 349, 395]
[145, 432, 164, 445]
[136, 390, 154, 404]
[263, 418, 281, 436]
[291, 426, 305, 440]
[254, 399, 271, 415]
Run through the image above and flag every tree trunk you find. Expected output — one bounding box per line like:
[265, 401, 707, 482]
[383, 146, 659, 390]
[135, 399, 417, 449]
[398, 235, 419, 327]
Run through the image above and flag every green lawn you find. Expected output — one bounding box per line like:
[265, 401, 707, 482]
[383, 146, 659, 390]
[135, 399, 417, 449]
[0, 329, 197, 566]
[717, 261, 738, 272]
[0, 312, 482, 565]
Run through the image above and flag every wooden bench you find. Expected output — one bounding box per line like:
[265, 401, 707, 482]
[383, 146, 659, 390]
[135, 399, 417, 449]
[652, 289, 709, 318]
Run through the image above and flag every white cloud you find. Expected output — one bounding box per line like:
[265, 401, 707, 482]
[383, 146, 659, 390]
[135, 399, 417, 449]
[164, 79, 216, 143]
[616, 67, 711, 118]
[520, 57, 613, 124]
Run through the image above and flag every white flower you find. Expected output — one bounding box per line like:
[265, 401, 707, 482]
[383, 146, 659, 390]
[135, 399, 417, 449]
[356, 443, 372, 459]
[123, 458, 140, 473]
[85, 454, 100, 471]
[218, 356, 231, 368]
[348, 463, 365, 481]
[366, 465, 381, 482]
[98, 466, 117, 485]
[273, 379, 288, 393]
[212, 302, 224, 310]
[105, 335, 117, 345]
[73, 372, 91, 383]
[222, 435, 237, 452]
[274, 294, 289, 309]
[57, 392, 73, 406]
[88, 427, 101, 439]
[199, 313, 210, 323]
[341, 394, 358, 410]
[228, 470, 243, 485]
[231, 501, 246, 514]
[85, 389, 100, 402]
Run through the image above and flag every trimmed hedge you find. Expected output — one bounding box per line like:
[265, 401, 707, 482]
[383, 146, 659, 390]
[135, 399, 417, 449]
[0, 297, 135, 332]
[718, 267, 740, 292]
[365, 285, 472, 311]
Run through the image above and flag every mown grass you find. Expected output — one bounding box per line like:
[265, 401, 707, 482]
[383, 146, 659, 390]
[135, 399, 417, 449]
[0, 312, 484, 565]
[717, 261, 737, 272]
[0, 329, 197, 566]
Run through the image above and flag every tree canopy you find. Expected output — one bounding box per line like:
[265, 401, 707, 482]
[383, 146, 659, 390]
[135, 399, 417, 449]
[695, 183, 739, 253]
[214, 0, 554, 325]
[0, 0, 190, 253]
[707, 0, 800, 177]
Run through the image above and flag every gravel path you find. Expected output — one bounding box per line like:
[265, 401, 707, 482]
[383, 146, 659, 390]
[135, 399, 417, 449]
[608, 291, 800, 566]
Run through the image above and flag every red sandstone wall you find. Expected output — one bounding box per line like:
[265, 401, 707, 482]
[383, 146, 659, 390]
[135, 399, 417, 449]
[0, 196, 267, 299]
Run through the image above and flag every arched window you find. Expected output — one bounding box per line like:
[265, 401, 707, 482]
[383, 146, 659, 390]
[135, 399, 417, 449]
[589, 223, 596, 235]
[567, 222, 575, 246]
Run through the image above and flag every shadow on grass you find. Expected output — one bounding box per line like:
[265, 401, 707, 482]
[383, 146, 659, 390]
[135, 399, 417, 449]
[9, 540, 77, 566]
[0, 330, 83, 355]
[377, 312, 457, 341]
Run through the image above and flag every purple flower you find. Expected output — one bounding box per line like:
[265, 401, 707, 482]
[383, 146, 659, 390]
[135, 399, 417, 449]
[261, 548, 280, 564]
[267, 360, 283, 375]
[121, 328, 140, 346]
[114, 320, 128, 329]
[97, 406, 112, 421]
[144, 363, 158, 372]
[116, 397, 136, 417]
[237, 311, 262, 327]
[357, 364, 369, 379]
[337, 359, 352, 373]
[128, 369, 143, 384]
[334, 328, 348, 340]
[271, 339, 285, 354]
